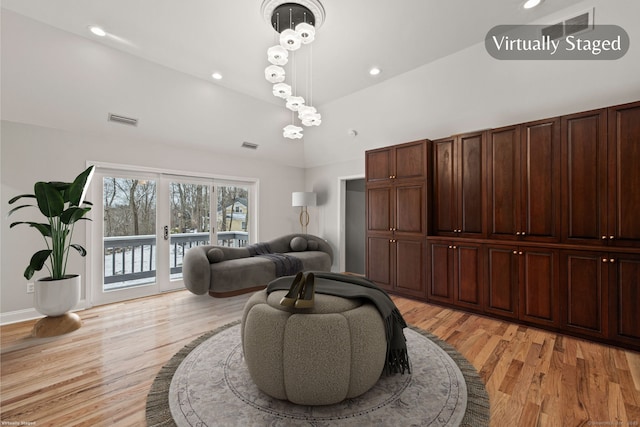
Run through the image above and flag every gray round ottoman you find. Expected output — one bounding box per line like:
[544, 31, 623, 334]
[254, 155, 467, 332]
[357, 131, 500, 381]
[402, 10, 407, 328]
[241, 288, 387, 405]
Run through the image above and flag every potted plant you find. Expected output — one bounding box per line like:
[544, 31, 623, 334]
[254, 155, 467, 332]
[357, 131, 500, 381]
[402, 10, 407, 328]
[7, 166, 95, 336]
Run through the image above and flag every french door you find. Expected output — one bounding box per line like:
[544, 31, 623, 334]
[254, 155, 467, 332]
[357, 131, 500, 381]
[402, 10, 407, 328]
[89, 165, 254, 306]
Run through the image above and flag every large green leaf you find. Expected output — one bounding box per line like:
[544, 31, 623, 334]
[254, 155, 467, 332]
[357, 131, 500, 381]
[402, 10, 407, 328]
[34, 182, 64, 218]
[8, 194, 36, 205]
[7, 204, 35, 217]
[70, 244, 87, 257]
[25, 249, 52, 280]
[68, 166, 95, 206]
[9, 221, 51, 237]
[60, 206, 91, 225]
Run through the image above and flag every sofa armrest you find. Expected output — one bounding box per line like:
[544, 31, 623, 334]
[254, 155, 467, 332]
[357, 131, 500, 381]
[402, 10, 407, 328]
[183, 246, 211, 295]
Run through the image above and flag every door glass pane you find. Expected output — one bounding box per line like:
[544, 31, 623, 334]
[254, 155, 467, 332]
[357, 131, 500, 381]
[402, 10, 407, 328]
[103, 177, 157, 290]
[216, 185, 249, 247]
[169, 182, 211, 280]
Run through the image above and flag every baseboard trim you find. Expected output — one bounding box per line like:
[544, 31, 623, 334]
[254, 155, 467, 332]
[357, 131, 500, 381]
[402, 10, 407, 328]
[0, 299, 88, 326]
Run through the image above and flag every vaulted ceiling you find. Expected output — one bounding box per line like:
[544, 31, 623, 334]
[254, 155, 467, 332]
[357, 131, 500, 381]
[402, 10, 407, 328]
[2, 0, 585, 106]
[2, 0, 592, 166]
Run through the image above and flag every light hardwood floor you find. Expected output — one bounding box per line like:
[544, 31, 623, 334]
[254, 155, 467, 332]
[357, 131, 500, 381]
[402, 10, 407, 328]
[1, 290, 639, 426]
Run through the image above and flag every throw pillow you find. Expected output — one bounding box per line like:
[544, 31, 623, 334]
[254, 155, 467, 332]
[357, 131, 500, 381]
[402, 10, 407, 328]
[207, 248, 225, 263]
[290, 236, 308, 252]
[307, 240, 319, 251]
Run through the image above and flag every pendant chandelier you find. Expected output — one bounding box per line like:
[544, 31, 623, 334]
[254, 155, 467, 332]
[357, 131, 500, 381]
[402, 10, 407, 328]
[262, 0, 325, 139]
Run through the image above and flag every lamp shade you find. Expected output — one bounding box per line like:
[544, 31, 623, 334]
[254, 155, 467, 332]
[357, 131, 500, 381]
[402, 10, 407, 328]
[292, 191, 317, 207]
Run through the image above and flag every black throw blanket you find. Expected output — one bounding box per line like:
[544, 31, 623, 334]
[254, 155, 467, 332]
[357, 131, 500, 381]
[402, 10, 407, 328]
[247, 243, 303, 277]
[267, 272, 411, 375]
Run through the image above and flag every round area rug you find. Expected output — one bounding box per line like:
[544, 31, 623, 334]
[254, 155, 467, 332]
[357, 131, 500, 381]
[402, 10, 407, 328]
[146, 321, 489, 426]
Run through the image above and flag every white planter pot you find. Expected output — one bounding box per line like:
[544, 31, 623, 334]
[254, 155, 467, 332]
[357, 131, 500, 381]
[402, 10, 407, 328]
[34, 275, 81, 317]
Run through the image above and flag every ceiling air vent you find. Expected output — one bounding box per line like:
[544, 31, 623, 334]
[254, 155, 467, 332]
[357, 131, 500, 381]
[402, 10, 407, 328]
[541, 8, 594, 41]
[108, 113, 138, 126]
[241, 141, 259, 150]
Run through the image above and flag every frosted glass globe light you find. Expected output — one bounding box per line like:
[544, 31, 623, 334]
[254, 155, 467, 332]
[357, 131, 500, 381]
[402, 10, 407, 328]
[267, 45, 289, 65]
[265, 65, 285, 83]
[280, 29, 302, 51]
[283, 124, 304, 139]
[286, 96, 305, 111]
[295, 23, 316, 44]
[301, 113, 322, 126]
[273, 83, 292, 99]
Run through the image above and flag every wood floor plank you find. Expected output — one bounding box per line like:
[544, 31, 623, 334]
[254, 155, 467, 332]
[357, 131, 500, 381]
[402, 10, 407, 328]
[1, 291, 639, 426]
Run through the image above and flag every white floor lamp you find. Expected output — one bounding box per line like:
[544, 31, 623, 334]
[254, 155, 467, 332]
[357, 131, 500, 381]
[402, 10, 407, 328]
[292, 192, 317, 234]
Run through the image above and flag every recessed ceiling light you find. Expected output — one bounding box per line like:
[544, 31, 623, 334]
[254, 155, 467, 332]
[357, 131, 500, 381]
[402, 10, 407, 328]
[211, 72, 223, 80]
[89, 26, 106, 37]
[369, 67, 381, 76]
[523, 0, 543, 9]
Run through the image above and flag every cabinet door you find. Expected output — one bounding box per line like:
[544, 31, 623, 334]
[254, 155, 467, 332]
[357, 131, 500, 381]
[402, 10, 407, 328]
[458, 132, 485, 236]
[395, 238, 425, 298]
[395, 140, 426, 180]
[366, 236, 393, 291]
[366, 148, 392, 183]
[488, 126, 520, 240]
[560, 251, 608, 338]
[366, 186, 393, 233]
[609, 253, 640, 346]
[521, 118, 561, 242]
[433, 137, 456, 235]
[485, 245, 518, 318]
[454, 243, 483, 310]
[561, 110, 608, 245]
[608, 101, 640, 247]
[428, 240, 454, 303]
[394, 182, 425, 236]
[519, 247, 559, 327]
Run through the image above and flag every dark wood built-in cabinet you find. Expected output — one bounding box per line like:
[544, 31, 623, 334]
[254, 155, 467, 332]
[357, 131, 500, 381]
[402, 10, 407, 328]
[366, 100, 640, 351]
[428, 239, 483, 311]
[488, 118, 561, 243]
[433, 132, 485, 237]
[366, 140, 429, 298]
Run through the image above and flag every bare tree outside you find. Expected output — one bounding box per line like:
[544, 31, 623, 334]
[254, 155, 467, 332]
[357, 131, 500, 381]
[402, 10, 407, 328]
[103, 178, 156, 237]
[170, 183, 210, 233]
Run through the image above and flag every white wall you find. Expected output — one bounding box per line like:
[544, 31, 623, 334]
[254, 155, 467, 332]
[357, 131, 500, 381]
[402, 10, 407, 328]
[0, 121, 305, 315]
[304, 0, 640, 269]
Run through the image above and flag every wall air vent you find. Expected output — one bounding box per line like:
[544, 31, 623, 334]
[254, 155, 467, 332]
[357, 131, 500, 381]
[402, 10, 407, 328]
[108, 113, 138, 126]
[541, 8, 594, 41]
[241, 141, 259, 150]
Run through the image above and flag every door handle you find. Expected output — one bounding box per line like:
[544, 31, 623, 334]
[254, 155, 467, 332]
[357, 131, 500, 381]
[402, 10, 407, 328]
[163, 225, 169, 240]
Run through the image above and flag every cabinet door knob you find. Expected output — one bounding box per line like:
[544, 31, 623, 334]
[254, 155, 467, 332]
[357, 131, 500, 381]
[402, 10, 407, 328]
[516, 232, 521, 236]
[453, 246, 457, 249]
[449, 245, 453, 249]
[521, 232, 526, 236]
[601, 236, 607, 240]
[513, 250, 518, 254]
[518, 251, 523, 255]
[602, 258, 608, 263]
[609, 235, 615, 240]
[609, 258, 615, 263]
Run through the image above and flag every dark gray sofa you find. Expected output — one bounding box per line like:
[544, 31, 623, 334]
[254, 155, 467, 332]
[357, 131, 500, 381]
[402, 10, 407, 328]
[182, 234, 333, 297]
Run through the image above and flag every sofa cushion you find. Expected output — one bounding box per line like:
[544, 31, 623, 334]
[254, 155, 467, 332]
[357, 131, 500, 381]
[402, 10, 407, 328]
[207, 248, 225, 263]
[290, 236, 308, 252]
